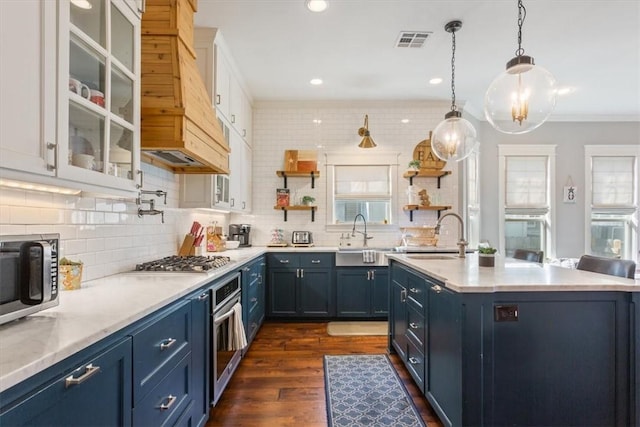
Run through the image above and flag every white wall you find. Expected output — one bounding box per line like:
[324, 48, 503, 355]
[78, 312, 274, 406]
[477, 120, 640, 258]
[231, 100, 461, 249]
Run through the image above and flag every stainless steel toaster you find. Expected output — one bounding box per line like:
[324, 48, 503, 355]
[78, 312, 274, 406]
[292, 231, 313, 245]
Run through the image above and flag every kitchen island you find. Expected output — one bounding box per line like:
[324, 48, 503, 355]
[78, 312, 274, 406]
[387, 253, 639, 427]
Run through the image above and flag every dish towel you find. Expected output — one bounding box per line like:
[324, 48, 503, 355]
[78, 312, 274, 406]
[362, 250, 377, 264]
[227, 302, 247, 351]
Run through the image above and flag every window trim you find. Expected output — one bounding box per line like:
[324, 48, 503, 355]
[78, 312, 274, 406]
[324, 152, 400, 232]
[498, 144, 557, 258]
[584, 145, 640, 260]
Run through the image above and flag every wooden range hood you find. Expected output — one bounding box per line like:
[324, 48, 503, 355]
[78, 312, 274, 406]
[141, 0, 229, 174]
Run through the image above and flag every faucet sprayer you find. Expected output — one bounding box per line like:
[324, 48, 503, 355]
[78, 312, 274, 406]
[352, 214, 374, 247]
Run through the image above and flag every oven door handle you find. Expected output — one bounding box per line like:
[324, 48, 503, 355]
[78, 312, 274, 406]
[214, 304, 237, 325]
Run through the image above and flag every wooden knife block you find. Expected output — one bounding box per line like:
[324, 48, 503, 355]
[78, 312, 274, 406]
[178, 234, 196, 256]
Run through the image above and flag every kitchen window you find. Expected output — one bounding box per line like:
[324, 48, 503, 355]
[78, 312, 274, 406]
[584, 145, 639, 261]
[325, 152, 399, 230]
[498, 145, 556, 258]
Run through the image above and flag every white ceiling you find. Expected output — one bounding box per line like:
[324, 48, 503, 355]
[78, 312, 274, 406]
[193, 0, 640, 122]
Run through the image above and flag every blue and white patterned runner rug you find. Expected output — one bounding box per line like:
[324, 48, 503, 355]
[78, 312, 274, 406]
[324, 354, 426, 427]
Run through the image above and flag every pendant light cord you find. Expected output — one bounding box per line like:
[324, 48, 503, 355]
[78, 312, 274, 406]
[515, 0, 527, 57]
[450, 28, 457, 112]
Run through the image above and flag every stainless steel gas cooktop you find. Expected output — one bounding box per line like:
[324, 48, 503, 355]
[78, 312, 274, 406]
[135, 255, 232, 272]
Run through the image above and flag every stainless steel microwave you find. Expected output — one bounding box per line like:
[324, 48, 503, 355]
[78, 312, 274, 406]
[0, 234, 59, 325]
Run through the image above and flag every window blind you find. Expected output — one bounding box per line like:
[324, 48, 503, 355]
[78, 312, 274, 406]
[505, 156, 547, 207]
[592, 156, 635, 206]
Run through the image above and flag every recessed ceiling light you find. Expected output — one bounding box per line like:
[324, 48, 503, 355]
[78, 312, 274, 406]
[313, 119, 322, 124]
[71, 0, 93, 9]
[429, 77, 443, 85]
[310, 78, 323, 85]
[306, 0, 328, 12]
[401, 119, 410, 124]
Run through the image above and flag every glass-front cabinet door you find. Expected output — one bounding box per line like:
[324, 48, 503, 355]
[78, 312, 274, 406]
[58, 0, 140, 192]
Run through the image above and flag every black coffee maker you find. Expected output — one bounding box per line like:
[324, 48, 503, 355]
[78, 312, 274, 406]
[229, 224, 251, 247]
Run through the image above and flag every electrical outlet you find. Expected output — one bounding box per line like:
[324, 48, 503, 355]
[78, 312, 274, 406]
[494, 305, 518, 322]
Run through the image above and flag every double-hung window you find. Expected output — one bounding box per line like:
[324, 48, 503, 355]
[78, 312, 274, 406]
[585, 145, 639, 261]
[498, 145, 556, 258]
[325, 152, 399, 228]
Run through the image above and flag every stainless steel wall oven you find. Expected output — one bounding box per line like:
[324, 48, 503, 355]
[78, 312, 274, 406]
[211, 271, 242, 405]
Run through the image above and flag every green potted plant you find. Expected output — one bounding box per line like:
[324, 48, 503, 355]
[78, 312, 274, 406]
[408, 159, 421, 171]
[301, 195, 315, 206]
[478, 246, 497, 267]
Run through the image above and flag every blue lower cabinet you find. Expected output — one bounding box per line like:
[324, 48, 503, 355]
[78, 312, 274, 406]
[132, 300, 192, 403]
[267, 253, 334, 318]
[390, 260, 636, 427]
[190, 289, 210, 427]
[133, 353, 192, 427]
[0, 337, 132, 426]
[241, 256, 266, 348]
[335, 267, 388, 318]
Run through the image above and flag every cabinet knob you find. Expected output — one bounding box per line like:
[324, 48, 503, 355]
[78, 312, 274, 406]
[198, 292, 209, 301]
[431, 285, 443, 294]
[408, 357, 419, 365]
[409, 287, 419, 294]
[409, 322, 419, 329]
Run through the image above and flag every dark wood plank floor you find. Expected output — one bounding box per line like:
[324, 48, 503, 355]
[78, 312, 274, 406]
[206, 321, 444, 427]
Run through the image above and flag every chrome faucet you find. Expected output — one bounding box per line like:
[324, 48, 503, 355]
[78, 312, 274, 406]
[352, 214, 374, 247]
[434, 212, 467, 258]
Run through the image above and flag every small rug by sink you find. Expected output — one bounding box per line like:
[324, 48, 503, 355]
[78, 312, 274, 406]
[324, 354, 426, 427]
[327, 321, 387, 336]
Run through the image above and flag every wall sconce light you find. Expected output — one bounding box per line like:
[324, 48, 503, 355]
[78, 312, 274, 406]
[484, 0, 557, 134]
[358, 114, 377, 148]
[432, 20, 477, 162]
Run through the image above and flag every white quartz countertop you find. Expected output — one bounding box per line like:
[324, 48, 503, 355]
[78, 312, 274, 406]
[0, 247, 267, 394]
[388, 253, 640, 293]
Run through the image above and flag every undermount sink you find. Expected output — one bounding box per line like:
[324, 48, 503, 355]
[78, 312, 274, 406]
[335, 249, 392, 266]
[404, 254, 458, 260]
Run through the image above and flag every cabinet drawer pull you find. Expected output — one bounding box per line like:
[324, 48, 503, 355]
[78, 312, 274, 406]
[300, 269, 304, 278]
[65, 364, 100, 388]
[160, 338, 177, 350]
[198, 292, 208, 301]
[46, 142, 57, 171]
[431, 285, 443, 294]
[409, 322, 419, 329]
[408, 357, 419, 365]
[242, 129, 247, 137]
[251, 297, 257, 303]
[258, 274, 263, 284]
[279, 259, 290, 264]
[400, 289, 407, 303]
[243, 267, 250, 272]
[159, 395, 177, 411]
[311, 260, 321, 264]
[216, 94, 221, 105]
[371, 270, 375, 280]
[409, 287, 419, 293]
[231, 114, 236, 123]
[367, 271, 371, 280]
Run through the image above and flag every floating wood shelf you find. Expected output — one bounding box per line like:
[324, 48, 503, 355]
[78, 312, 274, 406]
[402, 170, 451, 188]
[403, 204, 451, 221]
[274, 205, 317, 222]
[276, 170, 320, 189]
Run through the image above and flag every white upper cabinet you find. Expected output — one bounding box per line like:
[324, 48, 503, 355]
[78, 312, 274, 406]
[194, 28, 252, 145]
[0, 0, 141, 197]
[228, 127, 252, 213]
[0, 0, 57, 178]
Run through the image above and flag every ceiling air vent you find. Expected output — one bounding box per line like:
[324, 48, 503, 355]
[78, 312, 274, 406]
[395, 31, 432, 48]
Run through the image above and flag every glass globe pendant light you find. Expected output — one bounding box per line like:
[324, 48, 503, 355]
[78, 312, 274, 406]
[432, 20, 478, 162]
[484, 0, 557, 134]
